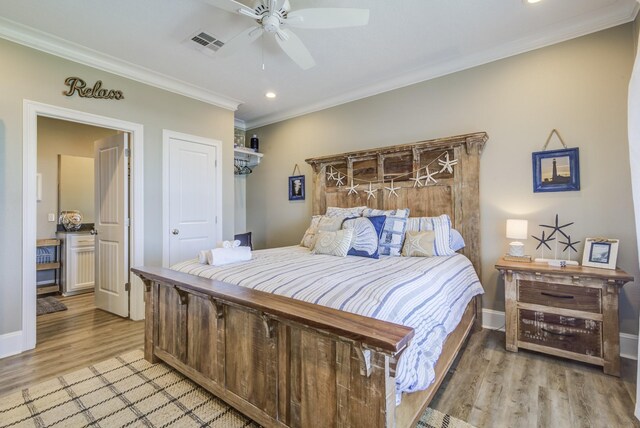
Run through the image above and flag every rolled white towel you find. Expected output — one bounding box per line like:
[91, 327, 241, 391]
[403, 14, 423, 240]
[198, 250, 208, 264]
[222, 240, 232, 249]
[233, 240, 241, 248]
[207, 246, 252, 266]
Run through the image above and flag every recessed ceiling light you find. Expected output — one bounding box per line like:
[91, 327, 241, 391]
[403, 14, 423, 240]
[265, 92, 276, 99]
[526, 0, 542, 3]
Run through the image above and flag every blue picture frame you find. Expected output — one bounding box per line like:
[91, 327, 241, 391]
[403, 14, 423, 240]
[288, 175, 305, 201]
[532, 147, 580, 193]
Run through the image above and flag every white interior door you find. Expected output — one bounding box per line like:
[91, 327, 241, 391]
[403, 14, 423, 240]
[94, 133, 129, 317]
[168, 137, 218, 266]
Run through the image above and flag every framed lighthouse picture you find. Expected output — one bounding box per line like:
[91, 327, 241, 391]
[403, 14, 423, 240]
[532, 147, 580, 193]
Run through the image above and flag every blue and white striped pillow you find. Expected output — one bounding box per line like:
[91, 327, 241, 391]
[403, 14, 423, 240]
[363, 208, 410, 256]
[405, 215, 455, 256]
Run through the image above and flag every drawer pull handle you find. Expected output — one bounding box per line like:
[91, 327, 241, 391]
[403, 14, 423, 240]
[541, 327, 574, 338]
[540, 292, 574, 299]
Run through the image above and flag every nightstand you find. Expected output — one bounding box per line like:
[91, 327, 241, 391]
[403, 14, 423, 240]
[495, 258, 633, 376]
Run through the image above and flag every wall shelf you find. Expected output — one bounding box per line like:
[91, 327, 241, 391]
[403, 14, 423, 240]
[234, 147, 263, 167]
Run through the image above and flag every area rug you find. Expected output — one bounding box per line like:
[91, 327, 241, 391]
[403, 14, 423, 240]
[0, 350, 474, 428]
[36, 297, 67, 316]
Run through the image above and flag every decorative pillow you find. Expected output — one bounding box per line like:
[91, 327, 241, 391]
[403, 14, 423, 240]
[450, 229, 466, 251]
[300, 215, 322, 248]
[402, 230, 436, 257]
[405, 214, 455, 256]
[341, 215, 386, 259]
[312, 229, 354, 257]
[325, 206, 367, 218]
[363, 208, 410, 256]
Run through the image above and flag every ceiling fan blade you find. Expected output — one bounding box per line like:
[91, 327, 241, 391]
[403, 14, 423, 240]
[217, 26, 264, 58]
[201, 0, 258, 18]
[275, 29, 315, 70]
[286, 8, 369, 29]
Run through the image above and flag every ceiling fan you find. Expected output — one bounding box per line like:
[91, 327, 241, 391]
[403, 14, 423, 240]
[203, 0, 370, 69]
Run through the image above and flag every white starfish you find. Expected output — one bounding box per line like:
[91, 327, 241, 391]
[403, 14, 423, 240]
[420, 167, 438, 185]
[326, 166, 337, 181]
[347, 182, 359, 196]
[409, 176, 423, 188]
[384, 180, 401, 199]
[438, 152, 458, 174]
[364, 182, 377, 200]
[335, 173, 344, 186]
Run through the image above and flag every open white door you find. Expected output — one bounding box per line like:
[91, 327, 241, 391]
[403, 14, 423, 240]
[94, 133, 129, 317]
[167, 137, 218, 266]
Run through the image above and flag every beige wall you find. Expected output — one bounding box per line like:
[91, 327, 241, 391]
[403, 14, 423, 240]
[0, 38, 235, 335]
[247, 24, 640, 335]
[37, 117, 118, 238]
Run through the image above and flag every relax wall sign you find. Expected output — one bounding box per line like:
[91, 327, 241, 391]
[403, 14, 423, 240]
[63, 77, 124, 100]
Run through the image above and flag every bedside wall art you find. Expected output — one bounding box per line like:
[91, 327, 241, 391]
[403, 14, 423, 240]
[532, 129, 580, 193]
[288, 164, 305, 201]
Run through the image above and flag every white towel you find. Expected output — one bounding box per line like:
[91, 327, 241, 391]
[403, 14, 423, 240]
[221, 240, 242, 248]
[198, 250, 208, 264]
[206, 246, 251, 266]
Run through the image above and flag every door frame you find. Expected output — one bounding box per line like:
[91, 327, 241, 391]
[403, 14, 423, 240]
[162, 129, 223, 268]
[23, 100, 145, 352]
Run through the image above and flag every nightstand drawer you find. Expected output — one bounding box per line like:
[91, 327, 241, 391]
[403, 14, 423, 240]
[518, 280, 601, 313]
[518, 309, 602, 357]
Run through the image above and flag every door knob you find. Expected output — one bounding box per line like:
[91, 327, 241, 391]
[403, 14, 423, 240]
[171, 229, 180, 235]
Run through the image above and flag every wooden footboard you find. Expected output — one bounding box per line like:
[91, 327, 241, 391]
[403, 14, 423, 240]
[133, 266, 479, 428]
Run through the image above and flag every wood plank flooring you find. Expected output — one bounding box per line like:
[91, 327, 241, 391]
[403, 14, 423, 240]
[0, 296, 636, 427]
[430, 329, 639, 428]
[0, 293, 144, 397]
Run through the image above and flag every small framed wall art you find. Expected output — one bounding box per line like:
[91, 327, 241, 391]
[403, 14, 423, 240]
[582, 238, 619, 270]
[289, 175, 305, 201]
[532, 147, 580, 193]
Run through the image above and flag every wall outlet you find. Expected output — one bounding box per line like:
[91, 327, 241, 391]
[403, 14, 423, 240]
[48, 213, 56, 222]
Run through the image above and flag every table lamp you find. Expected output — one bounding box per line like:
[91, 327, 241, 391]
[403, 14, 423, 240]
[506, 219, 528, 258]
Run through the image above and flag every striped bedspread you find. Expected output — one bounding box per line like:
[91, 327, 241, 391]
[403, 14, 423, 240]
[172, 246, 483, 398]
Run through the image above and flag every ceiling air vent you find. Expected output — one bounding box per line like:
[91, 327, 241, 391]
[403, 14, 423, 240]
[188, 30, 225, 53]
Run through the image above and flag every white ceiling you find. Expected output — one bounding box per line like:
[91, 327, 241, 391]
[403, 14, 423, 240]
[0, 0, 637, 129]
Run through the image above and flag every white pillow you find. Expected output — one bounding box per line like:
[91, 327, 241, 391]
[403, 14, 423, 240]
[300, 215, 347, 248]
[325, 206, 367, 218]
[405, 215, 455, 256]
[312, 229, 353, 257]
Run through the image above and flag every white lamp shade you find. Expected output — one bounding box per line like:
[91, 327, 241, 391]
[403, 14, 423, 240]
[506, 219, 528, 240]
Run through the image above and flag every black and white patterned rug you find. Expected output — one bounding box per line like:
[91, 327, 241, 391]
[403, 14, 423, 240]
[0, 350, 474, 428]
[36, 297, 67, 316]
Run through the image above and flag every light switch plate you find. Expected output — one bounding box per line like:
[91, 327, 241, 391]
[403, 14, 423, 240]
[48, 213, 56, 222]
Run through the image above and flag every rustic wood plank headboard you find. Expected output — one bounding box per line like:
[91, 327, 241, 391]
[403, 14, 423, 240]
[305, 132, 487, 277]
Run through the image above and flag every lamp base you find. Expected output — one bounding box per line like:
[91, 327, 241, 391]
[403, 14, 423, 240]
[508, 242, 525, 257]
[504, 254, 532, 263]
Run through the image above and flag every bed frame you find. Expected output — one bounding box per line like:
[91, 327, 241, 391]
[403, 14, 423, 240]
[132, 132, 487, 427]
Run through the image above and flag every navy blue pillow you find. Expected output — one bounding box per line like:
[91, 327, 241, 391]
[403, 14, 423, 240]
[341, 215, 387, 259]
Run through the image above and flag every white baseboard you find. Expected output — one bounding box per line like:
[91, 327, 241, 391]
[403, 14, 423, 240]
[481, 309, 638, 360]
[0, 330, 23, 359]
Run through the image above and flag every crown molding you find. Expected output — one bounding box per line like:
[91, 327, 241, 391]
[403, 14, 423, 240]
[0, 17, 242, 112]
[244, 1, 639, 129]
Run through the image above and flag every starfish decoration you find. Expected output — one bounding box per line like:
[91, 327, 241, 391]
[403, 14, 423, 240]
[420, 167, 438, 185]
[335, 173, 344, 186]
[409, 176, 423, 188]
[326, 166, 337, 181]
[532, 230, 555, 251]
[364, 182, 377, 200]
[347, 182, 359, 196]
[559, 235, 581, 253]
[384, 180, 401, 199]
[540, 214, 574, 240]
[438, 152, 459, 174]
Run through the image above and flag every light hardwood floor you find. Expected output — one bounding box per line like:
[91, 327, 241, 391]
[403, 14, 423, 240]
[0, 296, 637, 428]
[431, 329, 639, 428]
[0, 293, 144, 397]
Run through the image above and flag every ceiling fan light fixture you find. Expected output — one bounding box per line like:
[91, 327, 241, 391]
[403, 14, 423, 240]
[265, 91, 277, 99]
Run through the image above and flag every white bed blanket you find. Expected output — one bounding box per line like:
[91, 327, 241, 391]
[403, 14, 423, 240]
[172, 246, 483, 398]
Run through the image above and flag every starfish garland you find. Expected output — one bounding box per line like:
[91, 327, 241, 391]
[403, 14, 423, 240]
[346, 182, 359, 196]
[326, 167, 337, 181]
[559, 235, 581, 253]
[409, 176, 423, 188]
[540, 214, 573, 240]
[384, 180, 401, 199]
[532, 230, 555, 251]
[335, 173, 344, 186]
[364, 182, 377, 200]
[438, 152, 459, 174]
[420, 167, 438, 185]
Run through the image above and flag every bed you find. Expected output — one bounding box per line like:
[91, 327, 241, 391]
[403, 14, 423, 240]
[132, 132, 488, 427]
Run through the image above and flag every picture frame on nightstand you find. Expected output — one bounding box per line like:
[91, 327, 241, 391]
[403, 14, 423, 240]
[582, 238, 619, 270]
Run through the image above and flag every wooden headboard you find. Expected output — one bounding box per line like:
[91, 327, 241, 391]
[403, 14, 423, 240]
[305, 132, 487, 277]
